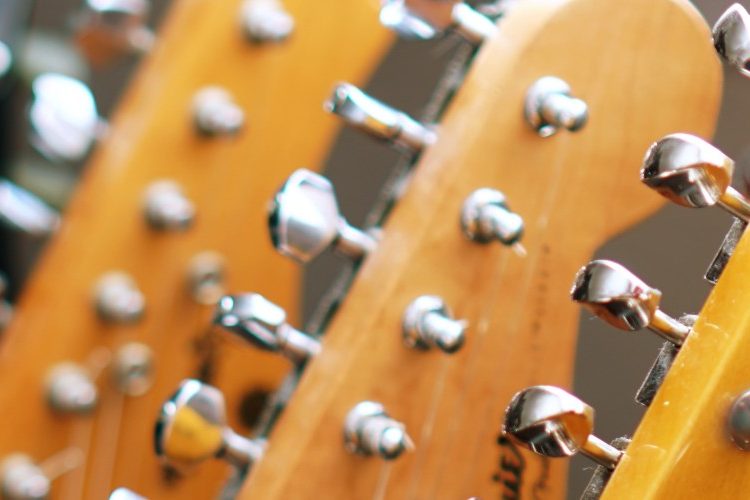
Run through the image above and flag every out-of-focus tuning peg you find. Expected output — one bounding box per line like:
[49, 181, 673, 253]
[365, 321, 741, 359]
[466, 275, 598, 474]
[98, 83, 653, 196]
[214, 293, 320, 363]
[46, 363, 98, 414]
[504, 385, 622, 469]
[29, 73, 104, 163]
[571, 259, 690, 346]
[461, 188, 525, 255]
[525, 76, 588, 137]
[325, 83, 435, 153]
[155, 379, 265, 470]
[0, 180, 59, 236]
[93, 272, 145, 324]
[641, 133, 750, 221]
[379, 0, 496, 43]
[402, 295, 467, 353]
[192, 87, 245, 136]
[1, 449, 83, 500]
[240, 0, 294, 43]
[713, 4, 750, 78]
[268, 168, 377, 263]
[109, 488, 146, 500]
[143, 180, 195, 231]
[344, 401, 413, 460]
[74, 0, 155, 66]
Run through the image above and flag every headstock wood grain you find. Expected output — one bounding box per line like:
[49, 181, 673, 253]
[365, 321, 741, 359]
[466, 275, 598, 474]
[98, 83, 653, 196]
[238, 0, 721, 498]
[0, 0, 391, 498]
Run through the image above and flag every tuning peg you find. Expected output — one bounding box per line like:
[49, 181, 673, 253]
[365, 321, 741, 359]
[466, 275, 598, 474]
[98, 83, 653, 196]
[0, 180, 60, 236]
[379, 0, 496, 43]
[46, 363, 98, 414]
[325, 83, 435, 153]
[192, 87, 245, 136]
[109, 488, 146, 500]
[214, 293, 320, 363]
[94, 272, 145, 323]
[402, 295, 467, 353]
[240, 0, 294, 43]
[571, 259, 689, 346]
[29, 73, 104, 163]
[641, 133, 750, 221]
[524, 77, 588, 137]
[344, 401, 413, 460]
[461, 188, 525, 254]
[74, 0, 155, 66]
[143, 180, 195, 231]
[504, 385, 622, 469]
[1, 448, 83, 500]
[155, 379, 265, 470]
[268, 168, 376, 263]
[713, 4, 750, 78]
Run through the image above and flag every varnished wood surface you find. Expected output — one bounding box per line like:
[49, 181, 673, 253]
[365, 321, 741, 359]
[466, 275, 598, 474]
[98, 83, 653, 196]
[238, 0, 721, 498]
[0, 0, 391, 498]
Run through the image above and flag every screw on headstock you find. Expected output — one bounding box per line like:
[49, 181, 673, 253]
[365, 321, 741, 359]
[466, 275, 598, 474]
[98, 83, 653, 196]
[461, 188, 526, 255]
[524, 77, 588, 137]
[325, 83, 435, 153]
[143, 180, 195, 231]
[379, 0, 497, 43]
[402, 295, 467, 353]
[240, 0, 294, 43]
[728, 389, 750, 450]
[192, 87, 245, 136]
[504, 385, 622, 469]
[214, 293, 320, 363]
[344, 401, 414, 460]
[571, 259, 690, 346]
[93, 272, 145, 324]
[268, 168, 377, 263]
[0, 180, 60, 237]
[713, 3, 750, 78]
[641, 133, 750, 221]
[155, 379, 265, 471]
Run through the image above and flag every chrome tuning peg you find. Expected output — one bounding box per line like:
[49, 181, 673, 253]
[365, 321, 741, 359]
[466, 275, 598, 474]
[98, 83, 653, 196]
[325, 83, 435, 153]
[0, 180, 59, 236]
[29, 73, 104, 163]
[571, 259, 690, 346]
[461, 188, 525, 255]
[192, 87, 245, 136]
[713, 3, 750, 79]
[46, 362, 98, 414]
[268, 168, 377, 263]
[525, 77, 588, 137]
[344, 401, 413, 460]
[379, 0, 496, 43]
[109, 488, 146, 500]
[155, 379, 265, 470]
[504, 385, 622, 469]
[143, 180, 195, 231]
[641, 133, 750, 221]
[402, 295, 467, 353]
[74, 0, 155, 66]
[214, 293, 320, 362]
[240, 0, 295, 43]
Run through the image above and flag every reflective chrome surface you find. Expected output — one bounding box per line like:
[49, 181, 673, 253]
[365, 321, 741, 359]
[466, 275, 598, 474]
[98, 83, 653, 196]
[240, 0, 295, 42]
[713, 3, 750, 78]
[93, 272, 145, 323]
[379, 0, 496, 43]
[344, 401, 413, 460]
[0, 180, 59, 236]
[143, 180, 195, 231]
[524, 76, 588, 137]
[0, 454, 49, 500]
[461, 188, 524, 250]
[214, 293, 320, 362]
[402, 295, 467, 353]
[192, 87, 244, 136]
[46, 363, 98, 414]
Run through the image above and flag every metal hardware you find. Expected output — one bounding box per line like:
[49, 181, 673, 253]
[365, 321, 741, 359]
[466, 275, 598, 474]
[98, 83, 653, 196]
[402, 295, 467, 353]
[109, 488, 146, 500]
[580, 437, 631, 500]
[155, 379, 265, 470]
[214, 293, 320, 362]
[240, 0, 294, 42]
[344, 401, 413, 460]
[0, 454, 49, 500]
[143, 180, 195, 231]
[192, 87, 244, 136]
[46, 363, 98, 414]
[186, 251, 226, 305]
[504, 385, 622, 469]
[571, 259, 690, 346]
[524, 76, 588, 137]
[729, 389, 750, 450]
[0, 180, 59, 236]
[641, 133, 750, 221]
[111, 343, 154, 396]
[713, 3, 750, 78]
[461, 188, 525, 254]
[325, 83, 435, 152]
[706, 217, 747, 284]
[268, 168, 376, 263]
[94, 272, 145, 324]
[379, 0, 497, 43]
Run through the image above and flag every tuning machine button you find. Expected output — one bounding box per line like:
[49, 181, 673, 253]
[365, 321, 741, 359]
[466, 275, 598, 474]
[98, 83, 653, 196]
[269, 168, 376, 263]
[504, 385, 622, 469]
[326, 83, 435, 153]
[0, 180, 59, 236]
[143, 180, 195, 231]
[155, 379, 265, 470]
[571, 259, 690, 346]
[525, 77, 588, 137]
[94, 272, 145, 324]
[192, 87, 245, 136]
[461, 188, 525, 254]
[713, 4, 750, 78]
[214, 293, 320, 362]
[402, 295, 467, 353]
[344, 401, 413, 460]
[46, 363, 98, 414]
[379, 0, 496, 43]
[641, 133, 750, 221]
[240, 0, 294, 42]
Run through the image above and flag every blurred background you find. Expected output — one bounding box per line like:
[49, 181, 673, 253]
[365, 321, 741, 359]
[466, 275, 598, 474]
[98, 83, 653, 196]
[1, 0, 748, 497]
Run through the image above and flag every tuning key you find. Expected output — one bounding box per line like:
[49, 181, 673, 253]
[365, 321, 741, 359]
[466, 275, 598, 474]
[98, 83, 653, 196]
[641, 133, 750, 221]
[379, 0, 496, 43]
[155, 379, 265, 470]
[571, 259, 690, 346]
[461, 188, 525, 254]
[269, 169, 376, 263]
[214, 293, 320, 362]
[713, 4, 750, 78]
[344, 401, 413, 460]
[525, 77, 588, 137]
[143, 180, 195, 231]
[192, 87, 245, 136]
[402, 295, 467, 353]
[240, 0, 294, 42]
[504, 385, 622, 469]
